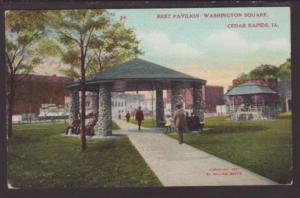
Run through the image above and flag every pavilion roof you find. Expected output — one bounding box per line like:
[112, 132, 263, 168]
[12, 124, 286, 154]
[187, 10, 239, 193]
[69, 58, 206, 92]
[225, 82, 277, 96]
[86, 58, 206, 83]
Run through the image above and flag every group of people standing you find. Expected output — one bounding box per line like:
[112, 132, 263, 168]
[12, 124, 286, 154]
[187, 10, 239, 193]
[127, 104, 188, 144]
[66, 103, 195, 145]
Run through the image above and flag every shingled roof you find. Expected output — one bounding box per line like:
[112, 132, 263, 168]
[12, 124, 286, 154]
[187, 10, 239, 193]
[225, 82, 277, 96]
[69, 58, 206, 92]
[86, 58, 206, 83]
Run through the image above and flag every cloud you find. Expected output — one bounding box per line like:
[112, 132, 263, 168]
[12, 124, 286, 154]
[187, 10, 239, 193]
[261, 38, 290, 52]
[204, 30, 290, 53]
[205, 30, 258, 52]
[138, 31, 203, 66]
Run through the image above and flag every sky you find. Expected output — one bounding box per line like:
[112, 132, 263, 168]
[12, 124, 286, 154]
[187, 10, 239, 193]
[109, 7, 291, 91]
[34, 7, 291, 92]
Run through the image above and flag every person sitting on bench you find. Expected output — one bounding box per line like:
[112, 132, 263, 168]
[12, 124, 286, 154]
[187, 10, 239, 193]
[65, 117, 80, 135]
[86, 112, 98, 136]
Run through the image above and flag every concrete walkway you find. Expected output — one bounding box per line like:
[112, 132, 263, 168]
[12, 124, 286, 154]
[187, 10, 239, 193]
[113, 119, 277, 186]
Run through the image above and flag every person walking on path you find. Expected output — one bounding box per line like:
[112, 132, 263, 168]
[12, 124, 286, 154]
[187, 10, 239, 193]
[173, 103, 187, 144]
[125, 111, 131, 122]
[135, 106, 144, 131]
[118, 111, 121, 120]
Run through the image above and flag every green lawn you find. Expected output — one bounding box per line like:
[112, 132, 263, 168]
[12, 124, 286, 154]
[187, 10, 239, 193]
[168, 113, 293, 184]
[129, 117, 156, 128]
[112, 121, 120, 130]
[8, 123, 161, 188]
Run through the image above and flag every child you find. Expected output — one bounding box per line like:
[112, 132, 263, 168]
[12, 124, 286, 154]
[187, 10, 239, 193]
[165, 115, 172, 133]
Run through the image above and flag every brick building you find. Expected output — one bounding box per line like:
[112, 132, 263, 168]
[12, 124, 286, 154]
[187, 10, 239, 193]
[203, 86, 225, 112]
[12, 74, 72, 115]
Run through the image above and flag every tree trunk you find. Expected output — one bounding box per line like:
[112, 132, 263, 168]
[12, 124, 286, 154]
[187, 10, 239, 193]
[7, 99, 13, 138]
[7, 75, 15, 139]
[80, 44, 87, 151]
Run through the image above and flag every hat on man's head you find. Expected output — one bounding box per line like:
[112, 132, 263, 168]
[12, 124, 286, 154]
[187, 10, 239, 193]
[175, 103, 182, 108]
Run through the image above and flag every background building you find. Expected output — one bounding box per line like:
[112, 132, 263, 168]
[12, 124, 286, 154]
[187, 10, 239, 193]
[13, 74, 72, 116]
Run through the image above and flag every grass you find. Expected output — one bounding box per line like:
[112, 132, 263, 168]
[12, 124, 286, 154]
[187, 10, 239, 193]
[129, 117, 156, 128]
[8, 123, 161, 188]
[112, 121, 121, 130]
[168, 113, 293, 184]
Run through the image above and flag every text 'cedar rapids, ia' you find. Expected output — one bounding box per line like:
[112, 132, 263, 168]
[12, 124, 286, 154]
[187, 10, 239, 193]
[227, 22, 279, 29]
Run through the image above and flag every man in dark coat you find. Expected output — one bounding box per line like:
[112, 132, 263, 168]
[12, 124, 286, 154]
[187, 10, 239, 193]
[125, 111, 130, 122]
[135, 106, 144, 131]
[173, 103, 187, 144]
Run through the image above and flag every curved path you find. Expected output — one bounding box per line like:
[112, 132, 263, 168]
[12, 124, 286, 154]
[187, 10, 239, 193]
[113, 119, 277, 186]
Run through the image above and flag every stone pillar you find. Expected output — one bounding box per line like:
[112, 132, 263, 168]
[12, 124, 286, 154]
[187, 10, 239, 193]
[155, 83, 164, 127]
[171, 82, 182, 116]
[193, 83, 203, 121]
[95, 84, 112, 136]
[70, 89, 79, 121]
[95, 90, 99, 118]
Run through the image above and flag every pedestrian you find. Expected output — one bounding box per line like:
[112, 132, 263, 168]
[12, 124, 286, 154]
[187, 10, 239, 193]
[118, 110, 121, 120]
[135, 106, 144, 131]
[164, 115, 172, 133]
[125, 111, 130, 122]
[173, 103, 187, 144]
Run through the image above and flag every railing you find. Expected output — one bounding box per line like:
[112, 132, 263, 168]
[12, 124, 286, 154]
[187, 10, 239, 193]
[228, 105, 278, 120]
[13, 115, 69, 125]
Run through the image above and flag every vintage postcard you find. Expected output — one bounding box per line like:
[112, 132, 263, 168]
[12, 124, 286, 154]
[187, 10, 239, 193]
[5, 6, 292, 188]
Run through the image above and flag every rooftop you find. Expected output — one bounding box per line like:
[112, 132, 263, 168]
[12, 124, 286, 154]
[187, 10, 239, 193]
[16, 74, 72, 84]
[86, 58, 206, 82]
[70, 58, 206, 92]
[225, 82, 277, 96]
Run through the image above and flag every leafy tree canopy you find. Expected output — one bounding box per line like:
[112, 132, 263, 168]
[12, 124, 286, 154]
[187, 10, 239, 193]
[5, 11, 49, 77]
[235, 58, 291, 82]
[40, 10, 142, 80]
[278, 58, 291, 80]
[249, 64, 279, 80]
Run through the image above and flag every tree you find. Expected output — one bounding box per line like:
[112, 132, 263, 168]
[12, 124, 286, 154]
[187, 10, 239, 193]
[43, 10, 141, 151]
[234, 59, 291, 85]
[48, 10, 111, 151]
[5, 11, 48, 138]
[235, 64, 280, 83]
[249, 64, 279, 81]
[278, 58, 291, 80]
[58, 21, 142, 79]
[233, 72, 250, 86]
[86, 22, 142, 75]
